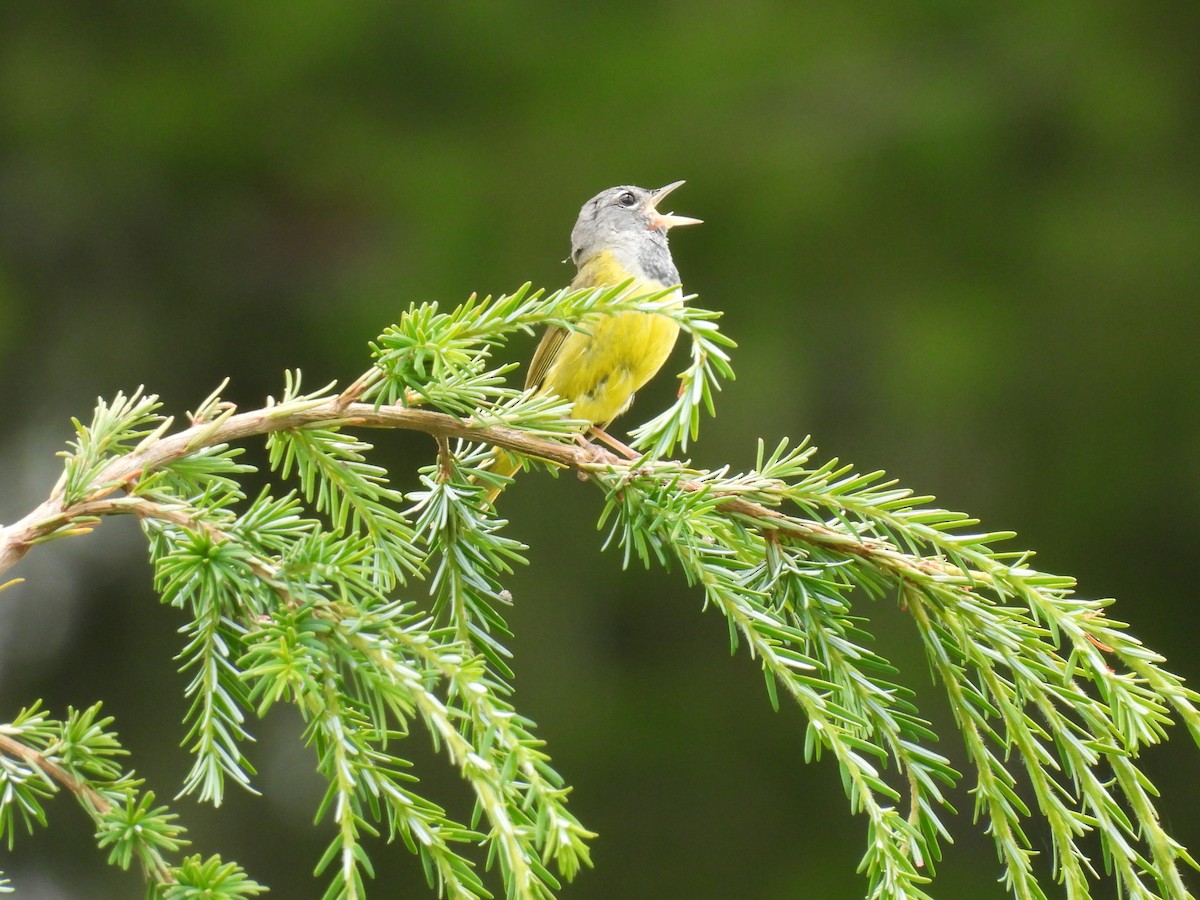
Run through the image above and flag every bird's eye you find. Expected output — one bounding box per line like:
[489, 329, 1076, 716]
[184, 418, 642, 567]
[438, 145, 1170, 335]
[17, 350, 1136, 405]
[617, 191, 637, 208]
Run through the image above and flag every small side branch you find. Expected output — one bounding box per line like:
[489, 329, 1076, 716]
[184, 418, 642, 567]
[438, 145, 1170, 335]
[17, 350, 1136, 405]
[0, 397, 1017, 593]
[0, 732, 113, 815]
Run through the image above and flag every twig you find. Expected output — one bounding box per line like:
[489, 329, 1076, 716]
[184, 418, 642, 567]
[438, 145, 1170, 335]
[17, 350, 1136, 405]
[0, 732, 113, 814]
[0, 397, 988, 593]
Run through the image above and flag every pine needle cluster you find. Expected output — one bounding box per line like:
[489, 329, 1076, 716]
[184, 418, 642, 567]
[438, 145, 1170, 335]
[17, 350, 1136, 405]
[0, 283, 1196, 898]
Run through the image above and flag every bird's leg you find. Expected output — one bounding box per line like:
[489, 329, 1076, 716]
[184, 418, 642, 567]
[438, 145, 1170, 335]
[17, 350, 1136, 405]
[586, 425, 642, 460]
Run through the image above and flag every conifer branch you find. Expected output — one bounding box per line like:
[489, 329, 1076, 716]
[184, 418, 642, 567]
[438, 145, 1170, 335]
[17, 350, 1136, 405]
[1, 284, 1196, 898]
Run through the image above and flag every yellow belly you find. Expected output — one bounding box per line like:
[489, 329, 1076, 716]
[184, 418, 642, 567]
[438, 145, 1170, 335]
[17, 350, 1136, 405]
[542, 306, 681, 425]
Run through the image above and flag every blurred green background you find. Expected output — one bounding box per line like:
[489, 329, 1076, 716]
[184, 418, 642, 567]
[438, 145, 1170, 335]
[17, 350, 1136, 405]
[1, 3, 1198, 897]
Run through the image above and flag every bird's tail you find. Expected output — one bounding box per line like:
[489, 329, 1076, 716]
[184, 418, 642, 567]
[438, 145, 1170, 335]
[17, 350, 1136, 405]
[475, 447, 522, 505]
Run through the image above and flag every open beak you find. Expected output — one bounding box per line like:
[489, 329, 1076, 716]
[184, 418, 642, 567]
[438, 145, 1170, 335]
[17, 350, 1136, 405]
[646, 180, 703, 230]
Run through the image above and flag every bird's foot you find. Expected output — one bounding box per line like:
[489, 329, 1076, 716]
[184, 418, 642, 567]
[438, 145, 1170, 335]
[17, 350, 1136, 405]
[586, 426, 642, 460]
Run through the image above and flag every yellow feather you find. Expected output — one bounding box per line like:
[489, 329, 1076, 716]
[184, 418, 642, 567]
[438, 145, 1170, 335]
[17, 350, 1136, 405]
[538, 249, 681, 426]
[481, 181, 698, 504]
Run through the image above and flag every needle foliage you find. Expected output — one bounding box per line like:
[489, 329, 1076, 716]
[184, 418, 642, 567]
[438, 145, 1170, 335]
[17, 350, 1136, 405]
[0, 284, 1197, 898]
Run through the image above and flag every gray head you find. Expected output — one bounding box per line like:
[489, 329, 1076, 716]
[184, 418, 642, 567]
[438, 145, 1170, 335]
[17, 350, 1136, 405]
[569, 181, 702, 271]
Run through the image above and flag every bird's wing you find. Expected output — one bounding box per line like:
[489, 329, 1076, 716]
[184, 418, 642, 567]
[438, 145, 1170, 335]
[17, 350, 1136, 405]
[524, 324, 569, 390]
[527, 254, 617, 391]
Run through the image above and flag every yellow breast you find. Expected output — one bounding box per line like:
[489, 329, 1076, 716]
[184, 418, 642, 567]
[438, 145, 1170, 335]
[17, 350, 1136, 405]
[542, 251, 682, 426]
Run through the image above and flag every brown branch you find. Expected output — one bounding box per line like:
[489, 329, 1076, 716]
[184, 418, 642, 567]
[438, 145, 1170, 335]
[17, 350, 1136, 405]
[0, 401, 565, 577]
[0, 394, 976, 592]
[0, 732, 178, 884]
[0, 732, 113, 814]
[435, 434, 455, 482]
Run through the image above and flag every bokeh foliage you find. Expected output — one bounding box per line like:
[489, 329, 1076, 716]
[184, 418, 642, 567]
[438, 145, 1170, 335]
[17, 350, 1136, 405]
[1, 3, 1198, 897]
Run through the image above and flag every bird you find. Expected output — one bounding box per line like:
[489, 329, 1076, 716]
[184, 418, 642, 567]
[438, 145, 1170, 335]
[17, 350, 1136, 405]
[482, 181, 701, 502]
